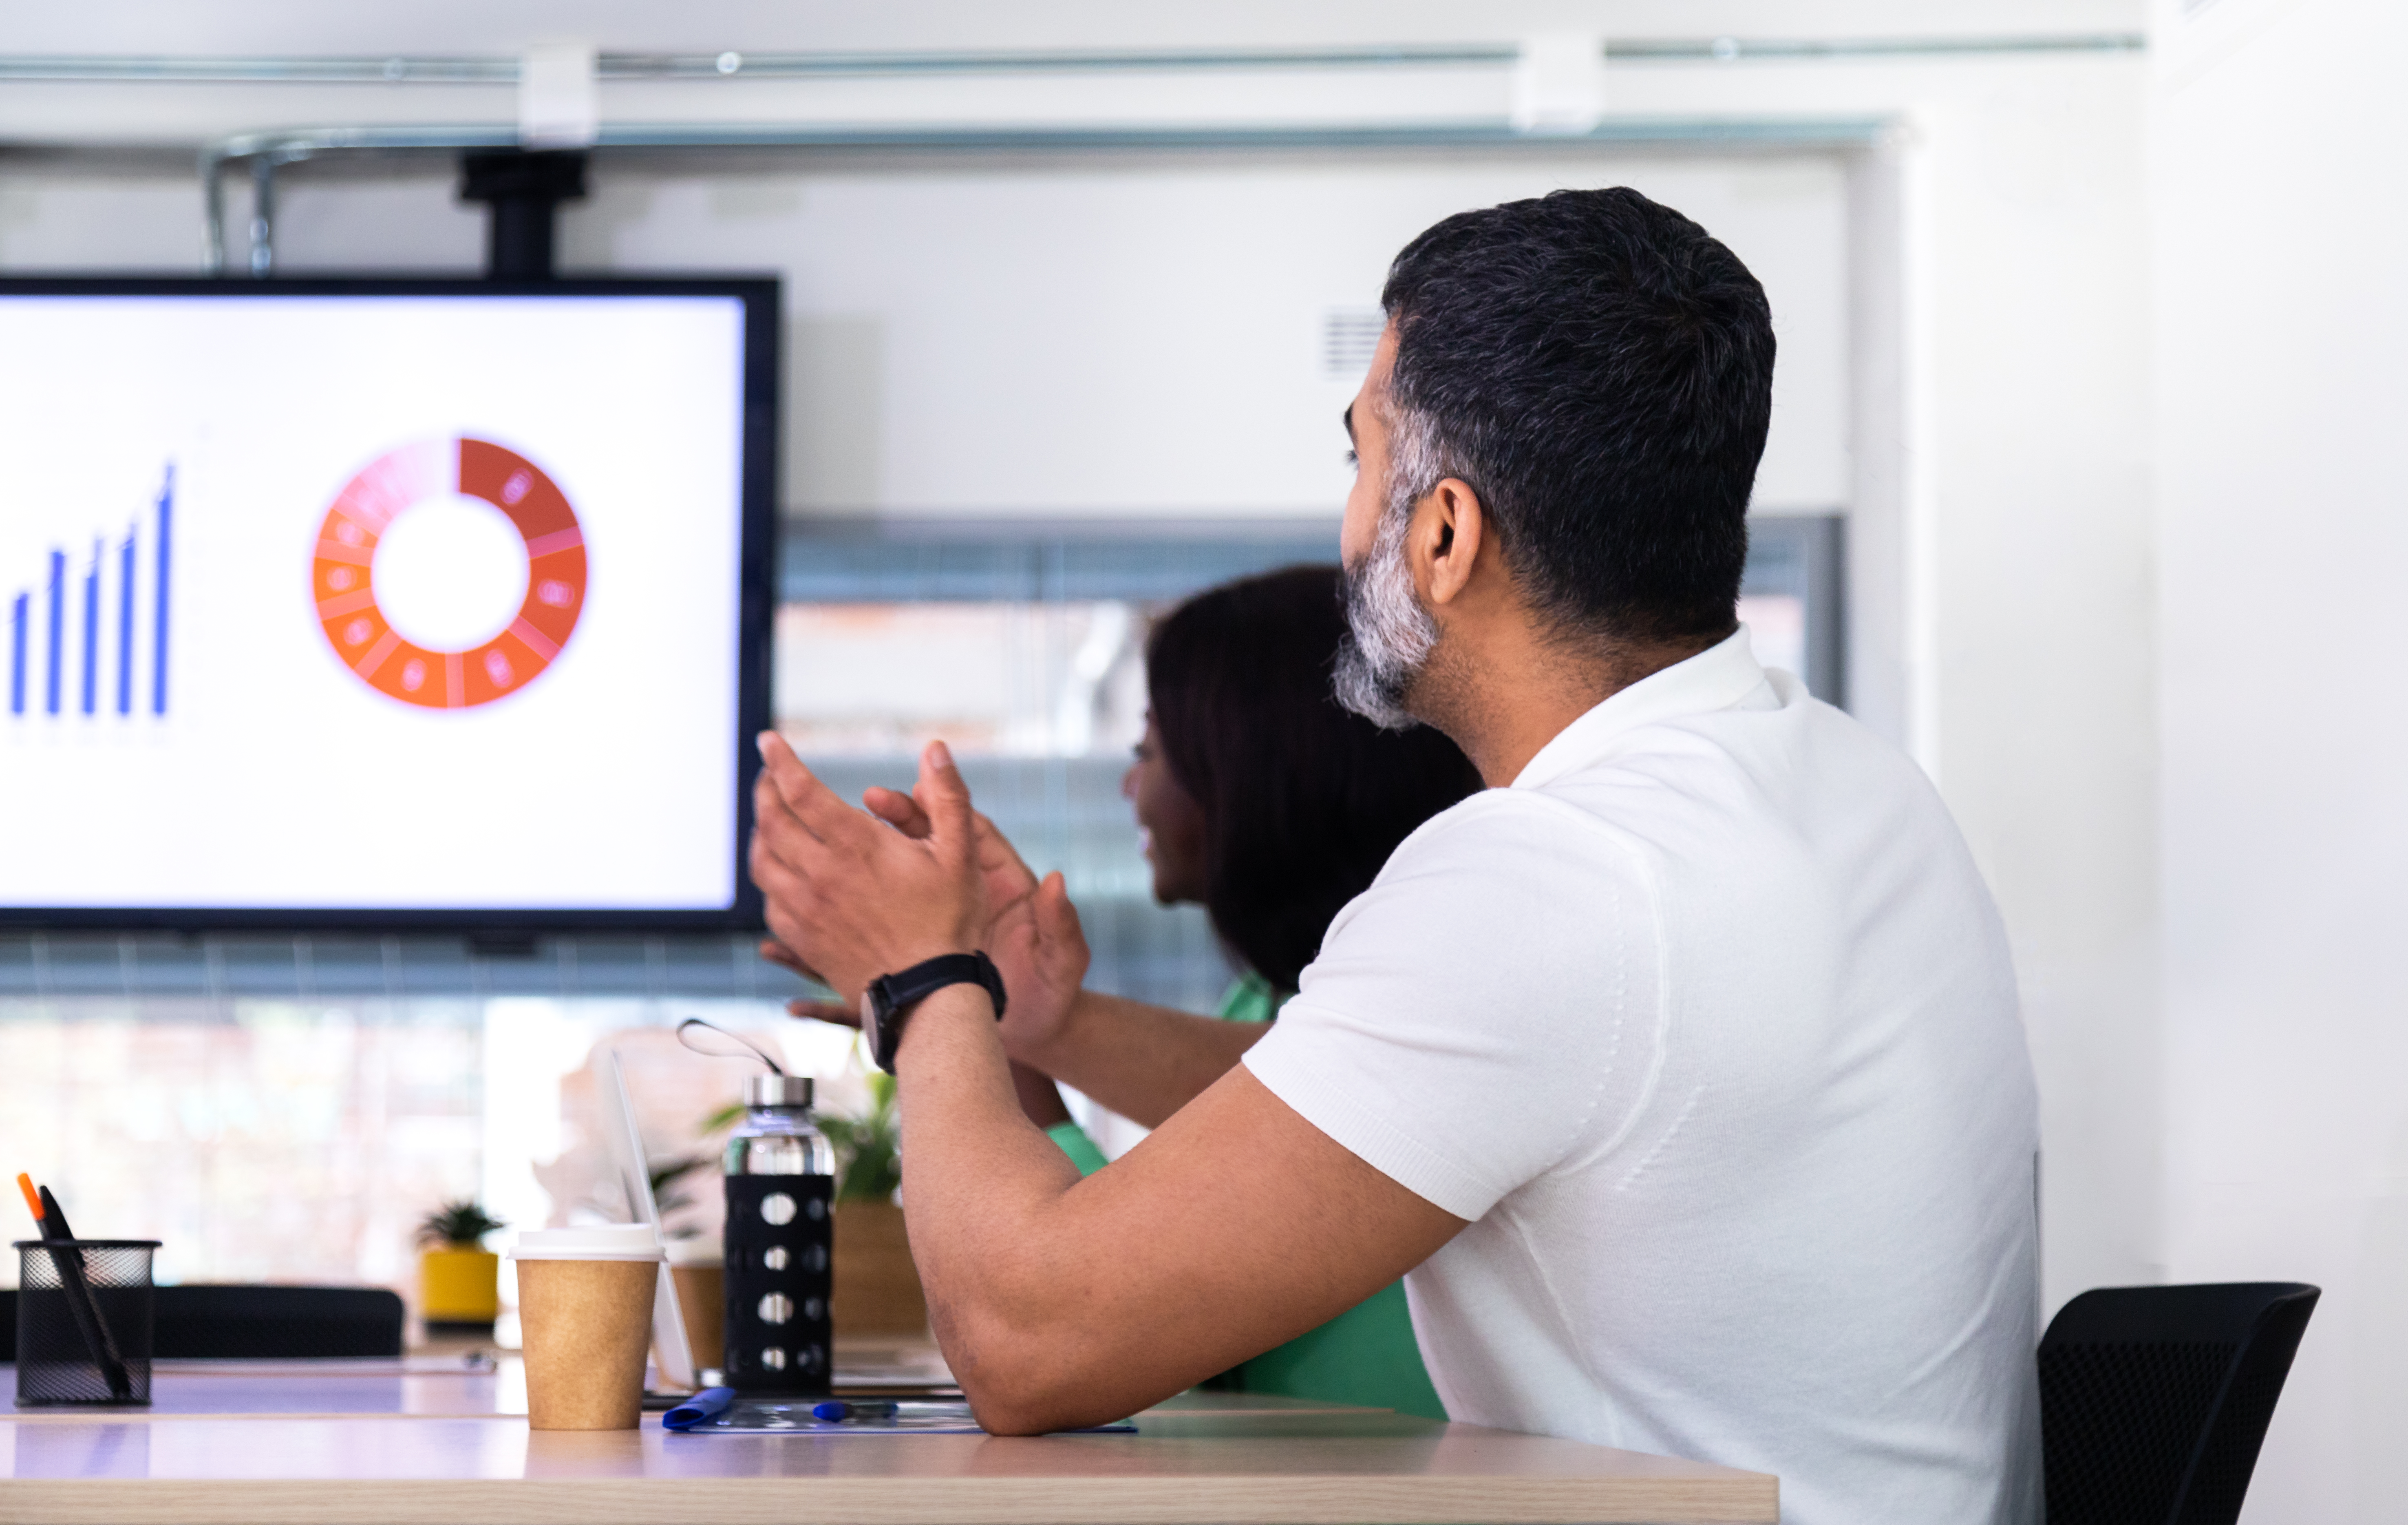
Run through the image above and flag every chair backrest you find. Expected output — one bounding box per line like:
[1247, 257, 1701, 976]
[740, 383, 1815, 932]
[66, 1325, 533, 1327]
[0, 1283, 405, 1362]
[152, 1285, 406, 1359]
[2039, 1282, 2317, 1525]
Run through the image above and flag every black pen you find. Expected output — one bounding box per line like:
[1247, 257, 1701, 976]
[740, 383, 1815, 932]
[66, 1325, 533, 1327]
[811, 1399, 902, 1421]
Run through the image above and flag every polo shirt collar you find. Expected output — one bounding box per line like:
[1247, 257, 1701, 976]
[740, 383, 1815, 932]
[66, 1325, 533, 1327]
[1511, 628, 1769, 791]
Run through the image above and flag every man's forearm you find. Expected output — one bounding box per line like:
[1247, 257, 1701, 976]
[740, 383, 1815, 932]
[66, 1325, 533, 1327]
[894, 988, 1225, 1434]
[1017, 989, 1267, 1128]
[895, 985, 1460, 1437]
[892, 988, 1088, 1423]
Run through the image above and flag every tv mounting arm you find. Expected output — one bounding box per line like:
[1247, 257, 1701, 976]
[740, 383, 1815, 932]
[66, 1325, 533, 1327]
[457, 149, 588, 280]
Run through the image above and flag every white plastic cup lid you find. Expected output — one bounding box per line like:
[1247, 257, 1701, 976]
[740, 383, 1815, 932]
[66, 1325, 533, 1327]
[506, 1225, 666, 1262]
[664, 1235, 724, 1269]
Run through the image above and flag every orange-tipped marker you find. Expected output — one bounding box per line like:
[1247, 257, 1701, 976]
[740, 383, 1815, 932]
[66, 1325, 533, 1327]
[17, 1171, 44, 1225]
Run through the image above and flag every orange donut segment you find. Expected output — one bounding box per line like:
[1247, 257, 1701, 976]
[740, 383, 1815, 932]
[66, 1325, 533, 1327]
[311, 435, 588, 711]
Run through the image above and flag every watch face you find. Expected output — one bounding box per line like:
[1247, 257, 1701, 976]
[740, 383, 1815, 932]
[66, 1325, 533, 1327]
[859, 988, 881, 1050]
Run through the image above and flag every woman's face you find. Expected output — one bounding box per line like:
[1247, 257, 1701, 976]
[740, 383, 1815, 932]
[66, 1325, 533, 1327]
[1124, 713, 1209, 906]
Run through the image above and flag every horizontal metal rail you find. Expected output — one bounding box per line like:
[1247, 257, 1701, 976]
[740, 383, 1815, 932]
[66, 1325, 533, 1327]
[9, 34, 2144, 86]
[1604, 33, 2145, 61]
[200, 115, 1893, 275]
[0, 55, 515, 83]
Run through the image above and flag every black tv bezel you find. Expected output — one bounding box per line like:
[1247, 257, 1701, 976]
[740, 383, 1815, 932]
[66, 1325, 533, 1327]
[0, 274, 779, 936]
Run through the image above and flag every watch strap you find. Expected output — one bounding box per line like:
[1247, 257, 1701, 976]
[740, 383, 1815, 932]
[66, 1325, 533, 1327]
[870, 951, 1006, 1072]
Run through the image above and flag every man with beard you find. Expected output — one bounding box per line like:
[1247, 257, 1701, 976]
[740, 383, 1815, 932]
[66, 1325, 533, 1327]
[748, 188, 2040, 1525]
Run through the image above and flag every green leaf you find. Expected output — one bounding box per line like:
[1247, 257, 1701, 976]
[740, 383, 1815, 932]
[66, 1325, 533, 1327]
[825, 1075, 903, 1204]
[415, 1198, 507, 1248]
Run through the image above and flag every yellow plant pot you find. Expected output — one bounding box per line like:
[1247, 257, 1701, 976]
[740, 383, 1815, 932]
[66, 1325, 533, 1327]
[420, 1247, 501, 1323]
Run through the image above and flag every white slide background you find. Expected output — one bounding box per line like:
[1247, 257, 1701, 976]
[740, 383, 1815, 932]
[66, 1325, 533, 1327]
[0, 294, 746, 910]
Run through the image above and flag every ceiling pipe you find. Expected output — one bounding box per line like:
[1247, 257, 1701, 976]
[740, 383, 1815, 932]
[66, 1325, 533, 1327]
[199, 115, 1891, 276]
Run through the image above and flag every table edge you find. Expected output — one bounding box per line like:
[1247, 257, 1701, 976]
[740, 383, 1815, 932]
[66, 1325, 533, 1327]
[0, 1474, 1781, 1525]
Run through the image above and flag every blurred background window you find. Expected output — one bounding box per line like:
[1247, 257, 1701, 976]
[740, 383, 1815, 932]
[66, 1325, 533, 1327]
[774, 521, 1353, 1017]
[0, 515, 1841, 1297]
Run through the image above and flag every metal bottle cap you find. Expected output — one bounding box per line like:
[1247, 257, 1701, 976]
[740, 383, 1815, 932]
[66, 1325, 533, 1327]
[744, 1073, 813, 1108]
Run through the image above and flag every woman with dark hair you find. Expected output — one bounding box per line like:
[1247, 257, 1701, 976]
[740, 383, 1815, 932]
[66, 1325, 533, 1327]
[1142, 564, 1482, 999]
[1011, 565, 1482, 1416]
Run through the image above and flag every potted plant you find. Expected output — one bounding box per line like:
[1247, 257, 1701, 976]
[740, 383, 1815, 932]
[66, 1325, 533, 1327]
[416, 1200, 507, 1334]
[820, 1073, 925, 1334]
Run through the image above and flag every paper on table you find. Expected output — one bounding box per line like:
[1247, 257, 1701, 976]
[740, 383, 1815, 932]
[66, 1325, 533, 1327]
[598, 1048, 697, 1391]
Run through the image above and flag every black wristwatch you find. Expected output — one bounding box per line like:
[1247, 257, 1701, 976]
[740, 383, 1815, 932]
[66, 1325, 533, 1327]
[860, 951, 1007, 1074]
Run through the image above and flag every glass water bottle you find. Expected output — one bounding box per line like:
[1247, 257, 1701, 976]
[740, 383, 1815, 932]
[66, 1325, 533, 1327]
[721, 1073, 836, 1394]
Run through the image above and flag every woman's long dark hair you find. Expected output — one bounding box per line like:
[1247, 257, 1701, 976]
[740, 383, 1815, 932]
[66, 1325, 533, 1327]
[1146, 565, 1483, 992]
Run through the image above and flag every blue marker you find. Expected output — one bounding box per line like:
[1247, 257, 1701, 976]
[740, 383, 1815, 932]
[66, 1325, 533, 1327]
[660, 1386, 734, 1431]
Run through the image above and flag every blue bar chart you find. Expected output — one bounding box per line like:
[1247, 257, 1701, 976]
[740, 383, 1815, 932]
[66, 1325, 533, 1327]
[5, 464, 174, 721]
[155, 466, 173, 717]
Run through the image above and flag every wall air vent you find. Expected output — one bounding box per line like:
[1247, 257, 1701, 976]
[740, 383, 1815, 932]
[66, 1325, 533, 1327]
[1322, 309, 1386, 382]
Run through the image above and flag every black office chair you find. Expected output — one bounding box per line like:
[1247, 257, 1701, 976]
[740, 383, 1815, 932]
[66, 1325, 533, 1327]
[2040, 1282, 2317, 1525]
[151, 1285, 405, 1359]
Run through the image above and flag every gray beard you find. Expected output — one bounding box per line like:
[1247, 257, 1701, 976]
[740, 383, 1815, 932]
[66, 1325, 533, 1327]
[1333, 501, 1440, 731]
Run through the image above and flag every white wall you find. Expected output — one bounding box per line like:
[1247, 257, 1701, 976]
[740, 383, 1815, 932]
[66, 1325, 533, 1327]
[2154, 0, 2408, 1517]
[0, 155, 1849, 524]
[1908, 66, 2159, 1319]
[257, 154, 1847, 519]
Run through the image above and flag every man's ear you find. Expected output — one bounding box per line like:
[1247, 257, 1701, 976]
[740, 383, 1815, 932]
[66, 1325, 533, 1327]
[1413, 478, 1488, 608]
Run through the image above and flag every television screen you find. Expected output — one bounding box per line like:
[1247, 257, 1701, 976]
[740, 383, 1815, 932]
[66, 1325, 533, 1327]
[0, 279, 777, 930]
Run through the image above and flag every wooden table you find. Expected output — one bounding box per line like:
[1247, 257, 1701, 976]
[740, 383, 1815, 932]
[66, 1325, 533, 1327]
[0, 1361, 1777, 1524]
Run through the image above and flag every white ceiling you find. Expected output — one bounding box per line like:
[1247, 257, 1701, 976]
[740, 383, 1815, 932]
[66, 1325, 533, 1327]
[3, 0, 2145, 57]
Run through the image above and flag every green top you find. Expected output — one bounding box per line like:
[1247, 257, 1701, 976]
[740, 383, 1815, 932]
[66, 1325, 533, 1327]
[1040, 972, 1447, 1421]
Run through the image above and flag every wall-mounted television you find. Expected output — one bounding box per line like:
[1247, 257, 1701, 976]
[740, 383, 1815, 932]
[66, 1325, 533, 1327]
[0, 278, 778, 932]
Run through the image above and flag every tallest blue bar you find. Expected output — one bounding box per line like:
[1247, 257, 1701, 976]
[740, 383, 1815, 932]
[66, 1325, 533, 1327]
[152, 464, 173, 717]
[8, 592, 24, 715]
[45, 549, 63, 716]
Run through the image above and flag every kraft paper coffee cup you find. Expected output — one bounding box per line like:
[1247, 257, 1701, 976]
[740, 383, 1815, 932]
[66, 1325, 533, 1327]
[509, 1226, 664, 1431]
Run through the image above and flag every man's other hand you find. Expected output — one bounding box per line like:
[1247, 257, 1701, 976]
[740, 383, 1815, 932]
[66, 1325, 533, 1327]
[780, 757, 1087, 1045]
[759, 939, 862, 1028]
[750, 733, 988, 1004]
[988, 869, 1090, 1058]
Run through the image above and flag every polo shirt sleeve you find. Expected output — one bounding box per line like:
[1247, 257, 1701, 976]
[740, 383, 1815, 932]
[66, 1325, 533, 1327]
[1241, 792, 1665, 1222]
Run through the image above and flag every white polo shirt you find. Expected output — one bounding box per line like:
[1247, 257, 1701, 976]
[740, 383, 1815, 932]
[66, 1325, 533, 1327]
[1243, 630, 2040, 1525]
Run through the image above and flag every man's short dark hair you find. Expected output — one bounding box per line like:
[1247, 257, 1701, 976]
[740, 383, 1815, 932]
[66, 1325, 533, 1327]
[1381, 187, 1775, 645]
[1147, 566, 1483, 990]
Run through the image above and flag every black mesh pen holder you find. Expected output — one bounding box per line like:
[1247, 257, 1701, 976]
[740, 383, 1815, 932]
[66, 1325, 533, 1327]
[13, 1239, 159, 1406]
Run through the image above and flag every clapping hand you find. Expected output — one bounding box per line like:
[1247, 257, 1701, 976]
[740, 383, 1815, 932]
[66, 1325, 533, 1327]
[761, 743, 1092, 1054]
[748, 734, 988, 1012]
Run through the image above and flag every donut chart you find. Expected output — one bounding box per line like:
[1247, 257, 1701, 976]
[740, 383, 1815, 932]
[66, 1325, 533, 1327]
[312, 438, 586, 709]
